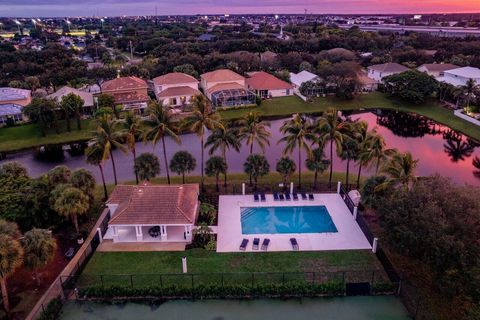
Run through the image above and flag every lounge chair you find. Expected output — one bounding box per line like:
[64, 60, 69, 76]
[273, 192, 279, 201]
[308, 194, 314, 200]
[253, 238, 260, 250]
[254, 193, 259, 202]
[261, 239, 270, 251]
[285, 193, 291, 200]
[292, 193, 299, 201]
[301, 192, 308, 200]
[260, 193, 266, 202]
[279, 194, 285, 201]
[290, 238, 299, 251]
[239, 239, 249, 251]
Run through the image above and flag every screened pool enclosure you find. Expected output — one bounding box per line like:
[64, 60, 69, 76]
[210, 88, 256, 108]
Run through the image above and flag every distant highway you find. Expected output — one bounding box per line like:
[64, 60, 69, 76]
[339, 24, 480, 37]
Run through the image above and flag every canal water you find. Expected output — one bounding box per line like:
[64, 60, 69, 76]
[59, 296, 411, 320]
[2, 110, 480, 186]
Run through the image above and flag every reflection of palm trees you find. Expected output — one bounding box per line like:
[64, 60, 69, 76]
[473, 157, 480, 179]
[443, 130, 477, 162]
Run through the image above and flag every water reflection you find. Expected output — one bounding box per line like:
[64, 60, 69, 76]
[1, 110, 480, 186]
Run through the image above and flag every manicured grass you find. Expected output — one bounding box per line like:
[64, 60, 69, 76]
[0, 119, 93, 152]
[219, 93, 480, 142]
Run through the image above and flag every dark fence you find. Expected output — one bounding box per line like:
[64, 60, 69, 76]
[339, 186, 356, 214]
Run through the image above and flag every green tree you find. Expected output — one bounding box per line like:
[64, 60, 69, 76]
[237, 112, 271, 155]
[25, 76, 40, 92]
[47, 165, 71, 185]
[85, 144, 108, 200]
[306, 148, 330, 190]
[61, 93, 84, 130]
[22, 228, 57, 286]
[244, 154, 270, 190]
[354, 121, 372, 189]
[53, 187, 89, 234]
[315, 108, 346, 188]
[338, 123, 358, 190]
[279, 114, 314, 188]
[134, 152, 161, 181]
[143, 101, 180, 185]
[359, 132, 393, 174]
[96, 93, 116, 115]
[0, 231, 23, 314]
[199, 203, 216, 225]
[205, 124, 241, 187]
[205, 156, 227, 192]
[169, 151, 196, 184]
[276, 157, 296, 187]
[89, 115, 126, 185]
[459, 79, 479, 113]
[383, 70, 439, 104]
[70, 168, 96, 201]
[23, 97, 57, 137]
[378, 151, 418, 192]
[183, 95, 223, 190]
[173, 64, 199, 78]
[119, 112, 143, 184]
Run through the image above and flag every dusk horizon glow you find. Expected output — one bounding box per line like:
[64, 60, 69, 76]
[0, 0, 479, 18]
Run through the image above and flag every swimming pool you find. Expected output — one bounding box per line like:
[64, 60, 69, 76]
[240, 206, 338, 234]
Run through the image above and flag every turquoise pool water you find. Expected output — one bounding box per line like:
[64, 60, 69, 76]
[240, 205, 338, 234]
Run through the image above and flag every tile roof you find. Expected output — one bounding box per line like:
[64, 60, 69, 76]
[158, 86, 201, 98]
[108, 182, 200, 225]
[201, 69, 245, 83]
[0, 88, 31, 103]
[246, 71, 293, 90]
[368, 63, 409, 73]
[153, 72, 198, 86]
[444, 66, 480, 79]
[418, 63, 459, 73]
[111, 91, 150, 104]
[47, 86, 94, 107]
[101, 76, 148, 92]
[207, 82, 245, 94]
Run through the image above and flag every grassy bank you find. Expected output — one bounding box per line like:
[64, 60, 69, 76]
[220, 93, 480, 142]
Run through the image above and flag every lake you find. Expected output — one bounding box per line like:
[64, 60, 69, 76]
[59, 296, 411, 320]
[2, 109, 479, 186]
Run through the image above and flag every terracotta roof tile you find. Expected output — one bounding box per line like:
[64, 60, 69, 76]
[101, 76, 148, 92]
[207, 82, 245, 94]
[158, 86, 201, 98]
[246, 71, 293, 90]
[108, 183, 200, 225]
[153, 73, 198, 85]
[201, 69, 245, 83]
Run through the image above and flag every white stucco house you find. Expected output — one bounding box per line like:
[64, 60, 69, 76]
[289, 70, 322, 89]
[366, 63, 409, 82]
[103, 182, 200, 245]
[441, 66, 480, 87]
[416, 63, 459, 80]
[152, 72, 201, 111]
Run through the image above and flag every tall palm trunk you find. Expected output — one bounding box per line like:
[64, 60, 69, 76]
[72, 213, 79, 234]
[133, 147, 138, 184]
[53, 110, 60, 134]
[200, 134, 205, 190]
[1, 278, 10, 313]
[298, 146, 302, 188]
[110, 150, 118, 185]
[329, 139, 334, 189]
[182, 173, 185, 184]
[345, 157, 350, 190]
[65, 110, 71, 132]
[223, 149, 228, 187]
[75, 106, 81, 130]
[249, 143, 253, 185]
[98, 164, 108, 200]
[215, 173, 220, 192]
[313, 170, 318, 190]
[356, 164, 362, 189]
[161, 136, 171, 184]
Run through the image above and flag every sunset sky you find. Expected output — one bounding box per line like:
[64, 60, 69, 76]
[1, 0, 479, 17]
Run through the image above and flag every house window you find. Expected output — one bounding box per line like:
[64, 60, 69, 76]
[170, 97, 177, 105]
[286, 89, 290, 95]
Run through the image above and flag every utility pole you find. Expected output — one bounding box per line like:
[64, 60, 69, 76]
[129, 40, 133, 59]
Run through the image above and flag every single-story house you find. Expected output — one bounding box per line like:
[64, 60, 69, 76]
[0, 87, 31, 124]
[100, 76, 150, 114]
[366, 63, 409, 82]
[104, 182, 200, 244]
[246, 71, 293, 98]
[289, 70, 322, 89]
[356, 71, 379, 92]
[441, 66, 480, 87]
[48, 86, 95, 115]
[417, 63, 459, 80]
[200, 69, 256, 108]
[152, 72, 201, 112]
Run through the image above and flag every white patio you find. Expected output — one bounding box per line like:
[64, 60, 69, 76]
[216, 193, 372, 253]
[103, 225, 193, 243]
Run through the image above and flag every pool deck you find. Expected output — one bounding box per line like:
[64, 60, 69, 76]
[217, 193, 372, 253]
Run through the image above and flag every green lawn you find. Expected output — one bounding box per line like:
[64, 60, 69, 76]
[0, 119, 93, 152]
[220, 93, 480, 142]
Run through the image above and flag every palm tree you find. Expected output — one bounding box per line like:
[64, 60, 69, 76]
[205, 123, 241, 187]
[89, 115, 126, 185]
[244, 154, 270, 190]
[61, 93, 84, 131]
[306, 148, 330, 190]
[315, 108, 346, 188]
[23, 97, 55, 137]
[279, 114, 314, 188]
[134, 152, 161, 181]
[378, 151, 418, 192]
[0, 220, 23, 314]
[143, 101, 180, 185]
[461, 79, 479, 113]
[183, 95, 223, 190]
[205, 156, 227, 192]
[53, 187, 90, 234]
[338, 123, 358, 190]
[362, 132, 393, 173]
[22, 228, 57, 286]
[237, 112, 271, 154]
[70, 168, 96, 201]
[85, 143, 108, 200]
[354, 121, 371, 189]
[120, 112, 143, 184]
[276, 157, 296, 187]
[169, 151, 197, 184]
[473, 156, 480, 179]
